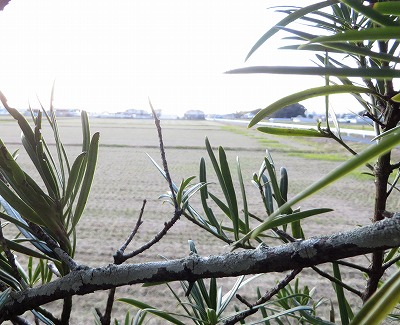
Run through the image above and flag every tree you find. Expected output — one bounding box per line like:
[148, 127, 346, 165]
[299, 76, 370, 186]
[269, 103, 306, 119]
[1, 1, 400, 324]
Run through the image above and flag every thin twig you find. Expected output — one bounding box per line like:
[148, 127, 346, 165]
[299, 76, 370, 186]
[113, 200, 146, 264]
[149, 99, 178, 209]
[224, 269, 302, 325]
[34, 307, 61, 325]
[311, 266, 363, 298]
[383, 253, 400, 270]
[119, 200, 146, 253]
[99, 200, 146, 325]
[235, 294, 253, 308]
[335, 260, 370, 274]
[116, 101, 183, 259]
[95, 288, 116, 325]
[117, 210, 182, 262]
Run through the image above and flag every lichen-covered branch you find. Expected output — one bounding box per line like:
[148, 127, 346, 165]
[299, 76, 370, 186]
[2, 215, 400, 320]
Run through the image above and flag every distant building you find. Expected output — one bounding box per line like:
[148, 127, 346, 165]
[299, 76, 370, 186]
[125, 109, 152, 119]
[183, 110, 205, 120]
[55, 109, 81, 117]
[241, 112, 256, 119]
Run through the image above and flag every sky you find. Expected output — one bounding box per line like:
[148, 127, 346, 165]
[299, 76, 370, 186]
[0, 0, 354, 117]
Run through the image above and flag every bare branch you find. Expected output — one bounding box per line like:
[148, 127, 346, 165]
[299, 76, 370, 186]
[226, 268, 302, 324]
[149, 100, 178, 209]
[114, 209, 182, 262]
[311, 266, 363, 298]
[335, 260, 370, 275]
[113, 199, 147, 264]
[2, 215, 400, 320]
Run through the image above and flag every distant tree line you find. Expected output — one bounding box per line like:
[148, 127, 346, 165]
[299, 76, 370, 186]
[246, 103, 306, 119]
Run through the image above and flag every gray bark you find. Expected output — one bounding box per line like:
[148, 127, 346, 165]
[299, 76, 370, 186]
[2, 215, 400, 320]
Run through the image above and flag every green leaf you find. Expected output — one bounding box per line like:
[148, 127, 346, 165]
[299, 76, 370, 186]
[0, 288, 11, 309]
[339, 0, 399, 27]
[81, 111, 91, 152]
[237, 158, 249, 232]
[0, 181, 46, 226]
[373, 2, 400, 16]
[260, 174, 274, 216]
[279, 167, 288, 202]
[333, 263, 350, 325]
[63, 152, 87, 207]
[2, 239, 50, 260]
[248, 85, 377, 128]
[181, 182, 206, 210]
[391, 93, 400, 103]
[257, 126, 327, 137]
[199, 158, 220, 227]
[280, 27, 400, 63]
[240, 125, 400, 241]
[0, 91, 36, 148]
[117, 298, 185, 325]
[218, 147, 239, 240]
[209, 277, 217, 312]
[309, 26, 400, 43]
[246, 1, 337, 60]
[226, 66, 400, 79]
[350, 268, 400, 325]
[258, 208, 332, 230]
[251, 306, 315, 323]
[263, 158, 285, 208]
[206, 308, 218, 324]
[70, 132, 99, 231]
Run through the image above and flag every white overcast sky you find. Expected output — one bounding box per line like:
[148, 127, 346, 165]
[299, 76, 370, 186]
[0, 0, 354, 116]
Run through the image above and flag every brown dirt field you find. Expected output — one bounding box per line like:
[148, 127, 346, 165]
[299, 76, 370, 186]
[1, 117, 399, 324]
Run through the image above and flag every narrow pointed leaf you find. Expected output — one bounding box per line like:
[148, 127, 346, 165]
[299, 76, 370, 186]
[259, 208, 332, 230]
[333, 263, 350, 325]
[219, 147, 239, 240]
[349, 268, 400, 325]
[239, 125, 400, 241]
[309, 27, 400, 43]
[81, 111, 91, 152]
[280, 26, 400, 63]
[246, 0, 337, 60]
[0, 181, 46, 226]
[71, 132, 99, 231]
[209, 193, 247, 231]
[264, 158, 285, 208]
[0, 91, 35, 147]
[0, 197, 54, 257]
[279, 167, 288, 202]
[339, 0, 399, 26]
[3, 239, 50, 260]
[63, 152, 87, 206]
[117, 298, 185, 325]
[257, 126, 327, 137]
[248, 85, 377, 128]
[226, 66, 400, 79]
[199, 158, 220, 227]
[0, 288, 11, 309]
[237, 157, 249, 232]
[373, 2, 400, 16]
